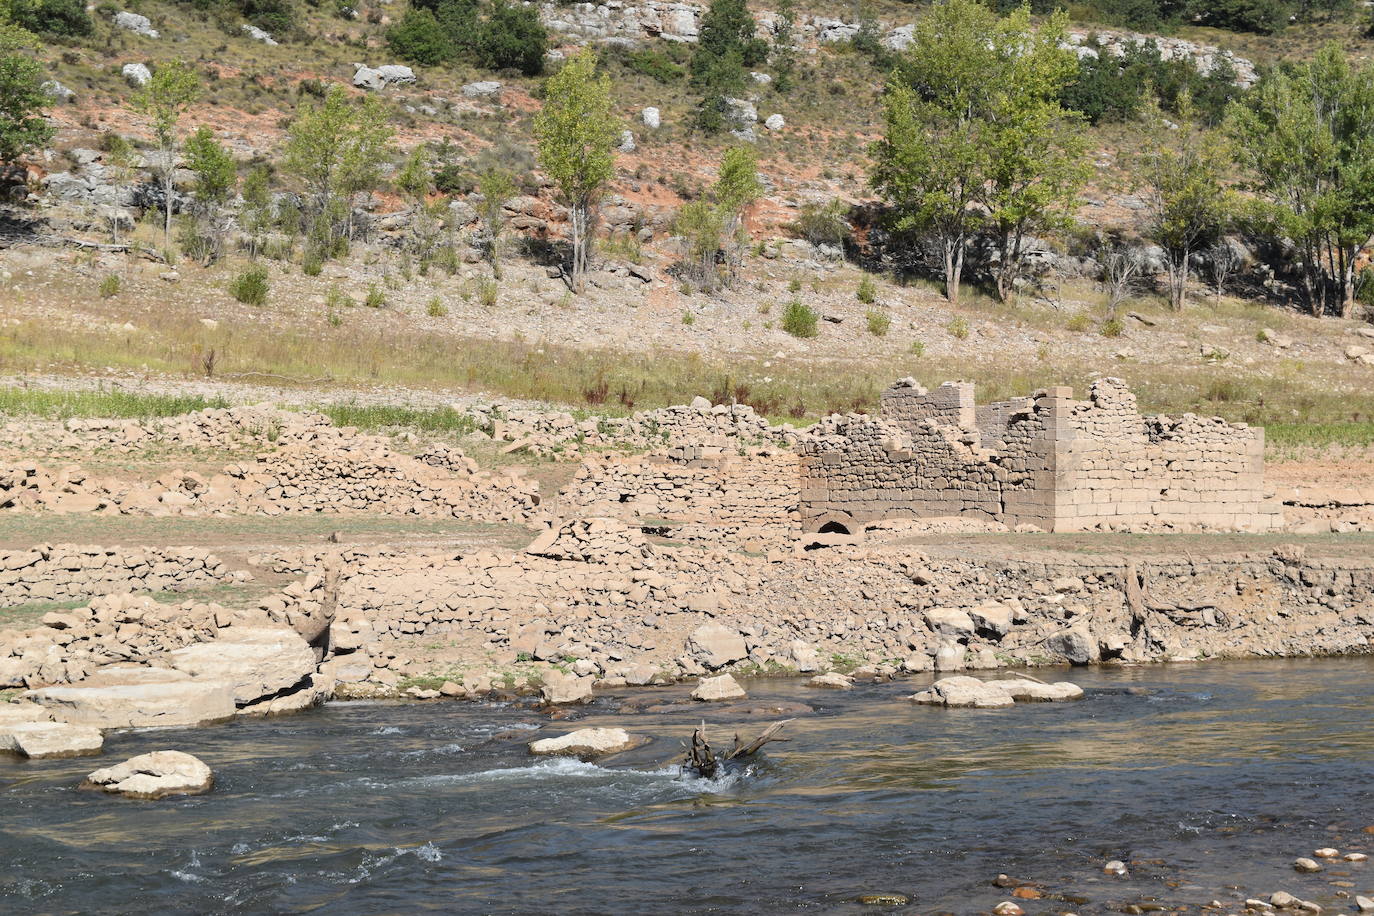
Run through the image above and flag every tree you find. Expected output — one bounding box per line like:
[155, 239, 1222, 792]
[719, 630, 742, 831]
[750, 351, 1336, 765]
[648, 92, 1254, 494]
[387, 8, 452, 66]
[1139, 95, 1231, 310]
[478, 0, 546, 76]
[871, 0, 1085, 304]
[240, 164, 273, 259]
[533, 51, 619, 292]
[714, 145, 761, 280]
[0, 20, 53, 168]
[10, 0, 91, 38]
[674, 198, 726, 290]
[674, 146, 761, 291]
[131, 59, 201, 246]
[770, 0, 797, 93]
[1228, 44, 1374, 318]
[283, 85, 395, 259]
[181, 127, 236, 264]
[690, 0, 766, 131]
[102, 134, 137, 243]
[476, 167, 516, 278]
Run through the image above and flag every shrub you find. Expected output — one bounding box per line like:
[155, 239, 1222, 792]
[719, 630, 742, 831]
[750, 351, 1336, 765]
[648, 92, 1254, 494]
[302, 251, 323, 276]
[478, 279, 498, 308]
[229, 266, 270, 305]
[98, 274, 120, 299]
[682, 309, 695, 325]
[1101, 316, 1124, 337]
[856, 275, 877, 304]
[1065, 312, 1091, 333]
[427, 296, 448, 317]
[240, 0, 297, 35]
[325, 283, 352, 310]
[947, 316, 969, 340]
[787, 277, 801, 293]
[478, 0, 547, 76]
[616, 47, 686, 83]
[865, 309, 890, 336]
[387, 8, 453, 66]
[782, 299, 817, 338]
[787, 199, 849, 248]
[909, 339, 925, 357]
[13, 0, 93, 37]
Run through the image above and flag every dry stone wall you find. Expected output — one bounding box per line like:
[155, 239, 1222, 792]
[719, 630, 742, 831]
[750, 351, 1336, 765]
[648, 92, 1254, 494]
[0, 545, 238, 606]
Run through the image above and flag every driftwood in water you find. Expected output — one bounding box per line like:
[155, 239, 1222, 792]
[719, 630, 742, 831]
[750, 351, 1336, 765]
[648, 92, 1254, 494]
[682, 719, 793, 778]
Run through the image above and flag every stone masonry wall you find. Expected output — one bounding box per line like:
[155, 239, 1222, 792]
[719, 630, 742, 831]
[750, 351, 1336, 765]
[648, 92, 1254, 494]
[0, 545, 237, 606]
[800, 377, 1277, 533]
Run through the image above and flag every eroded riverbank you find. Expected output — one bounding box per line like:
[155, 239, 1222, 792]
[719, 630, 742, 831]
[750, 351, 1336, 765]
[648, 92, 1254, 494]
[4, 659, 1373, 915]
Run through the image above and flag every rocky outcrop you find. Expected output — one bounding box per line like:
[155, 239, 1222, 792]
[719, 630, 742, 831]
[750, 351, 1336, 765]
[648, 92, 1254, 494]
[353, 65, 416, 91]
[529, 727, 645, 757]
[164, 627, 317, 706]
[0, 721, 104, 759]
[113, 11, 159, 38]
[909, 675, 1083, 707]
[82, 751, 213, 799]
[0, 544, 239, 606]
[25, 677, 238, 729]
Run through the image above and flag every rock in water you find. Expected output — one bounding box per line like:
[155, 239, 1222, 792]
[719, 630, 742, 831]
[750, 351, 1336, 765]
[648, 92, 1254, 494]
[856, 893, 909, 905]
[1293, 857, 1322, 873]
[540, 670, 593, 705]
[807, 672, 855, 689]
[82, 751, 213, 799]
[24, 680, 236, 729]
[692, 673, 746, 702]
[528, 727, 643, 758]
[164, 626, 317, 705]
[997, 679, 1085, 702]
[1, 721, 103, 759]
[909, 676, 1014, 708]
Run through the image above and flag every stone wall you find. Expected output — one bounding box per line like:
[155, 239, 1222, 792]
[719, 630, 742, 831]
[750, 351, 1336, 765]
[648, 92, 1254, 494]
[800, 377, 1278, 533]
[559, 445, 800, 545]
[0, 545, 237, 606]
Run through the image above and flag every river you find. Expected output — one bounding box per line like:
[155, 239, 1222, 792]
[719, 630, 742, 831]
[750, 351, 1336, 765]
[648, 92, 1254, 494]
[3, 659, 1373, 914]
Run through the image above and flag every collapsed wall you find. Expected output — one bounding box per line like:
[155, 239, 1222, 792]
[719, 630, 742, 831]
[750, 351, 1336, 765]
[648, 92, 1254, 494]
[800, 377, 1278, 533]
[0, 545, 239, 606]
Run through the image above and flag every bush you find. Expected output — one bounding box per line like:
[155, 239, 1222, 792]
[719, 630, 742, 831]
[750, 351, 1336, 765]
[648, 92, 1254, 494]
[615, 46, 686, 84]
[13, 0, 93, 37]
[909, 340, 925, 357]
[478, 0, 547, 76]
[364, 284, 386, 308]
[787, 200, 849, 248]
[98, 274, 120, 298]
[325, 283, 352, 310]
[240, 0, 296, 35]
[947, 316, 969, 340]
[387, 8, 452, 66]
[427, 296, 447, 316]
[229, 266, 270, 305]
[479, 279, 498, 308]
[1101, 316, 1124, 337]
[782, 299, 817, 338]
[865, 309, 890, 336]
[302, 251, 323, 276]
[856, 275, 877, 304]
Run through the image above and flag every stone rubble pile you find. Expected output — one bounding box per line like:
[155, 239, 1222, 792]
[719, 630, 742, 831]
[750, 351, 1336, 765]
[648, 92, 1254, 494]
[0, 544, 241, 605]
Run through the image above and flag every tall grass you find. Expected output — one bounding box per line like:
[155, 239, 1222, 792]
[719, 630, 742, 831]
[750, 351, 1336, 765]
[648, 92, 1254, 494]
[0, 388, 230, 420]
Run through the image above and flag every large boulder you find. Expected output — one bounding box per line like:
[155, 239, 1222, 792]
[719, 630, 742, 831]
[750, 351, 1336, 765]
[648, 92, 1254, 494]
[1, 722, 104, 759]
[909, 676, 1014, 708]
[996, 679, 1084, 702]
[924, 607, 976, 641]
[81, 750, 213, 799]
[969, 601, 1014, 640]
[687, 624, 748, 669]
[540, 670, 593, 705]
[1046, 625, 1099, 665]
[24, 680, 237, 728]
[164, 627, 316, 705]
[692, 673, 746, 702]
[113, 11, 159, 38]
[122, 63, 152, 87]
[528, 727, 644, 757]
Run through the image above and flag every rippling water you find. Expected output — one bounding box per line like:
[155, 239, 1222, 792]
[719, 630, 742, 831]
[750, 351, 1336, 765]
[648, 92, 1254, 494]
[3, 659, 1373, 914]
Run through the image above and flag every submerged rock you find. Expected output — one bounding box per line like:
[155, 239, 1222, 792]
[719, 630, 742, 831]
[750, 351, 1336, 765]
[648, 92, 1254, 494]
[692, 673, 746, 702]
[856, 892, 909, 905]
[997, 679, 1085, 702]
[909, 676, 1014, 708]
[807, 672, 854, 689]
[528, 727, 643, 758]
[82, 750, 213, 799]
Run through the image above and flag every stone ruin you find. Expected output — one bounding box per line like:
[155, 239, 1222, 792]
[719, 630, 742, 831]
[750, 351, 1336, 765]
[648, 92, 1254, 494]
[801, 377, 1278, 534]
[566, 377, 1279, 537]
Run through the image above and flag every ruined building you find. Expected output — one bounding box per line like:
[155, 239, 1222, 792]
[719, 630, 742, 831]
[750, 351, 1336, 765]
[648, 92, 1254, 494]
[563, 377, 1279, 537]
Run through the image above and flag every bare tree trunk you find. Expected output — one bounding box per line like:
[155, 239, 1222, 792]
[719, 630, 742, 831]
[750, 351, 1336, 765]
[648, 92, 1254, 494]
[944, 234, 963, 305]
[570, 203, 585, 293]
[162, 160, 173, 247]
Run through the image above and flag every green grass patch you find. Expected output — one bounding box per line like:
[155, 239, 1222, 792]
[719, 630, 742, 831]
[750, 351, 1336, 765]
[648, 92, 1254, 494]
[318, 403, 490, 437]
[0, 387, 231, 421]
[1265, 421, 1374, 451]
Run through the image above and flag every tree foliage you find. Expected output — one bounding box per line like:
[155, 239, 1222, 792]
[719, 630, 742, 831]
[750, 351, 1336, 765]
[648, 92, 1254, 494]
[675, 145, 761, 290]
[871, 0, 1086, 303]
[181, 127, 236, 264]
[1229, 44, 1374, 317]
[388, 0, 546, 75]
[533, 51, 619, 291]
[0, 20, 52, 166]
[689, 0, 766, 131]
[132, 59, 201, 245]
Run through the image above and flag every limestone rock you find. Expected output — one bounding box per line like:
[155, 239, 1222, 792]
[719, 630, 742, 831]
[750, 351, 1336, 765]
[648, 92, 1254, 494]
[641, 106, 661, 129]
[969, 601, 1013, 639]
[909, 676, 1014, 708]
[541, 670, 593, 704]
[528, 727, 643, 757]
[122, 63, 152, 87]
[462, 80, 502, 98]
[996, 679, 1084, 702]
[692, 673, 746, 702]
[764, 113, 785, 131]
[82, 750, 213, 799]
[807, 672, 854, 689]
[24, 680, 237, 729]
[687, 623, 748, 670]
[113, 11, 159, 38]
[2, 721, 103, 758]
[165, 626, 316, 705]
[1046, 625, 1099, 664]
[924, 607, 975, 640]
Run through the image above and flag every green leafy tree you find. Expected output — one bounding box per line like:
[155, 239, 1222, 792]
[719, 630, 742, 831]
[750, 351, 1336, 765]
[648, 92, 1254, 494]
[182, 126, 236, 263]
[1140, 95, 1232, 311]
[478, 0, 546, 76]
[533, 50, 619, 292]
[1229, 44, 1374, 318]
[131, 59, 201, 245]
[283, 85, 395, 259]
[673, 146, 761, 291]
[387, 8, 452, 66]
[0, 19, 53, 167]
[674, 198, 726, 291]
[715, 145, 761, 281]
[770, 0, 797, 93]
[10, 0, 91, 38]
[690, 0, 766, 131]
[476, 167, 516, 278]
[240, 163, 273, 259]
[102, 134, 137, 243]
[871, 0, 1085, 304]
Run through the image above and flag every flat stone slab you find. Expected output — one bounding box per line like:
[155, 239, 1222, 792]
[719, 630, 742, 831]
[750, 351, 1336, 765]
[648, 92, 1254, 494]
[82, 750, 213, 799]
[165, 626, 316, 705]
[529, 727, 647, 758]
[1, 721, 103, 758]
[24, 680, 237, 729]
